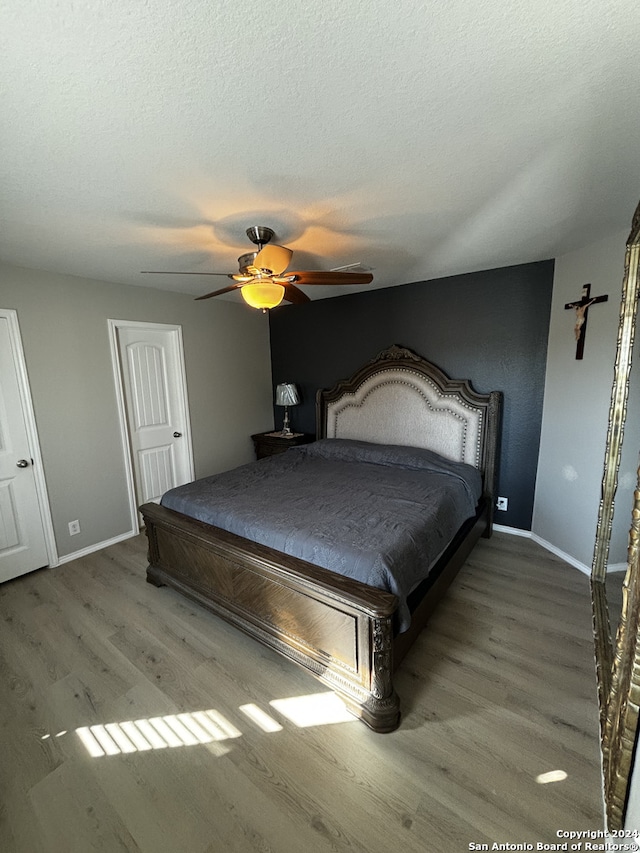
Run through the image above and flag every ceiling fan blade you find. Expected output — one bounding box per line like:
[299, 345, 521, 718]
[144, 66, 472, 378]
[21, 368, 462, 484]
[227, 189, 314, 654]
[194, 283, 244, 300]
[141, 270, 233, 276]
[282, 283, 311, 304]
[287, 271, 374, 286]
[253, 244, 293, 276]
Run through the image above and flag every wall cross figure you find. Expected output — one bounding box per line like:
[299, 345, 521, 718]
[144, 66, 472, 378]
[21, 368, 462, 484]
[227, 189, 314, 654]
[564, 283, 608, 360]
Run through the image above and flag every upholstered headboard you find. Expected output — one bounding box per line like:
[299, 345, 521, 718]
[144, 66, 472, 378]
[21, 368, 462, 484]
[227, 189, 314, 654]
[316, 345, 502, 494]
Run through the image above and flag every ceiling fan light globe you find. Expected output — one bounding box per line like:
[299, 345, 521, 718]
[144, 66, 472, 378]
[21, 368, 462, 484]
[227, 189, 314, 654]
[241, 281, 285, 310]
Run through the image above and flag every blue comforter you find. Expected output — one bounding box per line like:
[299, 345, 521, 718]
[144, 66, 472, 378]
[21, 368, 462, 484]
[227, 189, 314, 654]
[161, 439, 483, 631]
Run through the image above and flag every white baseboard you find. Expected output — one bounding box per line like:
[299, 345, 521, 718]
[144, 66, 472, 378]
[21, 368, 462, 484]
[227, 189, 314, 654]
[530, 533, 591, 576]
[493, 523, 531, 538]
[52, 522, 628, 578]
[55, 529, 138, 566]
[493, 523, 591, 576]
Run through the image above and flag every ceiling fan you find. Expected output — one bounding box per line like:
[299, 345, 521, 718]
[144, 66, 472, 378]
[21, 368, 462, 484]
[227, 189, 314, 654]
[141, 225, 373, 310]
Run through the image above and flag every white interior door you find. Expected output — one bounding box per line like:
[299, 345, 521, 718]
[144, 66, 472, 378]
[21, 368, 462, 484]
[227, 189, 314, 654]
[0, 313, 52, 582]
[112, 322, 194, 510]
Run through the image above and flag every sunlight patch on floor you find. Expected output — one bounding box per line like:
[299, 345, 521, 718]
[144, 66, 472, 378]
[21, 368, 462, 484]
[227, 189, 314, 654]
[239, 704, 283, 732]
[536, 769, 568, 784]
[48, 691, 355, 758]
[74, 709, 241, 758]
[270, 692, 355, 727]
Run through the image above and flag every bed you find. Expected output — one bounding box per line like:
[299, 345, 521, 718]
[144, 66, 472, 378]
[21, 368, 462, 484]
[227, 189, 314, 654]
[140, 345, 502, 732]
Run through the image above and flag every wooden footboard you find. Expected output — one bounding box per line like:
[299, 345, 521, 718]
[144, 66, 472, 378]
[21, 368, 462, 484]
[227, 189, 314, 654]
[140, 501, 402, 733]
[140, 348, 502, 733]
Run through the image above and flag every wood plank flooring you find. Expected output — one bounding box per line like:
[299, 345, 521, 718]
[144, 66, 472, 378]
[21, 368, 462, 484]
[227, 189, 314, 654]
[0, 532, 604, 852]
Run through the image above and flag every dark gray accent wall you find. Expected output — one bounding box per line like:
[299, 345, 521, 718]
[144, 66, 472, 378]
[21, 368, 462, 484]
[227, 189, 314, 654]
[269, 260, 554, 531]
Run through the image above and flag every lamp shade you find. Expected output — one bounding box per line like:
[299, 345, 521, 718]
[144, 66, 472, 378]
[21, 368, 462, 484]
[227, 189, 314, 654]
[241, 281, 285, 310]
[253, 244, 293, 275]
[275, 383, 300, 407]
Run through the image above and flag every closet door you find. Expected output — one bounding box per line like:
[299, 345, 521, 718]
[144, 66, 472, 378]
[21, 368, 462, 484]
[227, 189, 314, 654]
[112, 321, 194, 509]
[0, 313, 50, 582]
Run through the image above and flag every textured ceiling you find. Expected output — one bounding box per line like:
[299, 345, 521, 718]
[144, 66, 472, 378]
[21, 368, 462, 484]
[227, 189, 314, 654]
[1, 0, 639, 303]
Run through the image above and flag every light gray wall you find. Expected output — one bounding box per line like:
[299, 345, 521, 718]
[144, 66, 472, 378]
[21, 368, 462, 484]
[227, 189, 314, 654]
[527, 228, 640, 830]
[533, 229, 639, 569]
[1, 262, 274, 558]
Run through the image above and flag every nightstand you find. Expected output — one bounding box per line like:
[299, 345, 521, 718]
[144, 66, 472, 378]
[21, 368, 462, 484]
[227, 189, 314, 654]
[251, 431, 314, 460]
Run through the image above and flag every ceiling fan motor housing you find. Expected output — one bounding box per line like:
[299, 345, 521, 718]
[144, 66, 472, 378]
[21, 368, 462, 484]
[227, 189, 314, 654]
[238, 251, 259, 273]
[239, 227, 275, 271]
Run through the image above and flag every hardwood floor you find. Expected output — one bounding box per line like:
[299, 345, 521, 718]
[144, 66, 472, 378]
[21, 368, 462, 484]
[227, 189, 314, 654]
[0, 532, 604, 852]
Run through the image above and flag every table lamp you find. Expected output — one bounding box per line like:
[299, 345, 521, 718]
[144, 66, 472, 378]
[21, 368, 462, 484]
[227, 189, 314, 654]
[275, 383, 300, 436]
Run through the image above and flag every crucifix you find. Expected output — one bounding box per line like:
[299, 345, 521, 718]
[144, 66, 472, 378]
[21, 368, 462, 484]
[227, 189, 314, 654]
[564, 283, 608, 359]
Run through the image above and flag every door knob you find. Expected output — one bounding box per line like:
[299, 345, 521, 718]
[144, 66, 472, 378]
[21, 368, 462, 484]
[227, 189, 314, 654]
[173, 431, 182, 438]
[16, 459, 30, 468]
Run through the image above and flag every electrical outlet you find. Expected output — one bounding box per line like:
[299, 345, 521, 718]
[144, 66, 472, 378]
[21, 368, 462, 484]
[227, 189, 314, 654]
[496, 497, 508, 511]
[68, 520, 81, 536]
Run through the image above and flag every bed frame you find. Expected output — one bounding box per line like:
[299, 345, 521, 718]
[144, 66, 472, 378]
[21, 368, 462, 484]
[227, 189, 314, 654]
[140, 345, 502, 732]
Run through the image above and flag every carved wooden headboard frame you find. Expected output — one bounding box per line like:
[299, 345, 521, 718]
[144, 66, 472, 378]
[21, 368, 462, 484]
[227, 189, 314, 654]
[316, 345, 503, 524]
